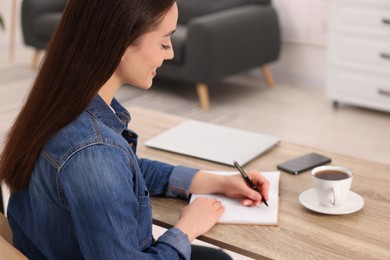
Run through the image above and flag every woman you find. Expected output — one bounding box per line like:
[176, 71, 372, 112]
[0, 0, 269, 259]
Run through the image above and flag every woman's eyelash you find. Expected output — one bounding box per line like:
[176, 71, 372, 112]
[161, 44, 171, 50]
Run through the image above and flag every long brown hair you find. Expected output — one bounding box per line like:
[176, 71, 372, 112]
[0, 0, 176, 193]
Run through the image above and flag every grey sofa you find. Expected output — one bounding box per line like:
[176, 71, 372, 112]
[21, 0, 66, 67]
[20, 0, 281, 110]
[157, 0, 281, 110]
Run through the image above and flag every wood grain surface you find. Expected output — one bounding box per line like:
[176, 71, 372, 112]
[127, 106, 390, 260]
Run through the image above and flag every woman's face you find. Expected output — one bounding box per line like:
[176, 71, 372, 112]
[116, 3, 178, 89]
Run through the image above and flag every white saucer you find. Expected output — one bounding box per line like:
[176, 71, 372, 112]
[299, 188, 364, 215]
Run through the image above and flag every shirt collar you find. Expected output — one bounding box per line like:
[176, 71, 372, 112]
[86, 95, 131, 134]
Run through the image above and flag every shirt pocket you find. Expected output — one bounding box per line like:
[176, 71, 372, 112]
[137, 188, 153, 250]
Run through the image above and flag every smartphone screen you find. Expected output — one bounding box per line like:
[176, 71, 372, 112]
[277, 153, 331, 175]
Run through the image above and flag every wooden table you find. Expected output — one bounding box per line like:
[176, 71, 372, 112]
[127, 106, 390, 260]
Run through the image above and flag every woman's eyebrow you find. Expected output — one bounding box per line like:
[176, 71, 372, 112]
[163, 29, 176, 37]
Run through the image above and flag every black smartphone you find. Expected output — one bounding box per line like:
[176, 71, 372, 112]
[277, 153, 331, 175]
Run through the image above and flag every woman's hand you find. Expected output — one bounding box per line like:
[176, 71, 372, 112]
[189, 170, 270, 207]
[223, 170, 270, 207]
[174, 197, 224, 242]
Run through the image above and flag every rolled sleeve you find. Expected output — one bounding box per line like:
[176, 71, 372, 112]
[166, 165, 198, 199]
[156, 227, 191, 259]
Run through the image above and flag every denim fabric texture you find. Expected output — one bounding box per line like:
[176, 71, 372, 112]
[7, 95, 198, 259]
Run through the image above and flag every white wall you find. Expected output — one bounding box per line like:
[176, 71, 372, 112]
[248, 42, 327, 88]
[271, 0, 328, 88]
[0, 0, 25, 64]
[270, 42, 326, 88]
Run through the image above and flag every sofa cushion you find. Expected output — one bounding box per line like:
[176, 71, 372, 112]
[34, 12, 62, 40]
[177, 0, 270, 24]
[170, 25, 187, 65]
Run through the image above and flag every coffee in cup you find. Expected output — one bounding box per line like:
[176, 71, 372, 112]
[311, 166, 353, 207]
[314, 170, 350, 181]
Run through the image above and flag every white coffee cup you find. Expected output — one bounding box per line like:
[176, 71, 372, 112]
[311, 166, 353, 207]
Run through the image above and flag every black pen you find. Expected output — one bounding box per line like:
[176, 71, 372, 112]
[233, 160, 269, 207]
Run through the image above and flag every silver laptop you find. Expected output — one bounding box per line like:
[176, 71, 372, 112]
[144, 120, 280, 166]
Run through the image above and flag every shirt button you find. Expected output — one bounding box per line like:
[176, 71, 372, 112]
[130, 143, 134, 147]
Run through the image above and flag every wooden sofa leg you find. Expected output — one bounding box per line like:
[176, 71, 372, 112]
[31, 50, 43, 69]
[261, 65, 275, 88]
[196, 83, 210, 111]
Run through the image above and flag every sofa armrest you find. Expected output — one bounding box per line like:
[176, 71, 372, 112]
[185, 5, 280, 83]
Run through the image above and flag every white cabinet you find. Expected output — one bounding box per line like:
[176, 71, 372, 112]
[326, 0, 390, 112]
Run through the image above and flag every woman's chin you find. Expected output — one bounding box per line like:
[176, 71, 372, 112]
[127, 80, 153, 90]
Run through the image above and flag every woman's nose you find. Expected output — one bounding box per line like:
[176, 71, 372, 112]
[165, 48, 174, 61]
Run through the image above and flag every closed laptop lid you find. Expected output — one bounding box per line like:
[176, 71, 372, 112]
[144, 120, 280, 166]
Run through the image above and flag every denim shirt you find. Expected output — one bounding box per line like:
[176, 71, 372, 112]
[7, 95, 198, 259]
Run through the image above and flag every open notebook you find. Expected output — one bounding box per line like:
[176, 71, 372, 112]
[190, 171, 280, 225]
[144, 120, 280, 166]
